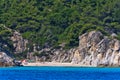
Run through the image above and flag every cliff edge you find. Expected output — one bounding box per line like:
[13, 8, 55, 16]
[72, 31, 120, 67]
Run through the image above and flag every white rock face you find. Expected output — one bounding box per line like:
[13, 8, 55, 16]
[71, 31, 120, 66]
[36, 31, 120, 67]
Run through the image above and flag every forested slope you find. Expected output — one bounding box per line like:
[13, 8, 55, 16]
[0, 0, 120, 54]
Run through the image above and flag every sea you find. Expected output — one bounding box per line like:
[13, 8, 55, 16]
[0, 66, 120, 80]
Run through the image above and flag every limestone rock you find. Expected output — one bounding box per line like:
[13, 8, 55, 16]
[0, 52, 13, 66]
[37, 31, 120, 67]
[11, 31, 28, 53]
[114, 40, 120, 50]
[72, 50, 81, 64]
[75, 31, 120, 67]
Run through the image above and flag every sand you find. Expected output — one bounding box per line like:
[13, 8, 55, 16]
[22, 62, 95, 67]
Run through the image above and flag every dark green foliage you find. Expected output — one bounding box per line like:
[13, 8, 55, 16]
[0, 24, 13, 54]
[0, 0, 120, 50]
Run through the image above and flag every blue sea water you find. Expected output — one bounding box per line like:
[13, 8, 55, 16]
[0, 67, 120, 80]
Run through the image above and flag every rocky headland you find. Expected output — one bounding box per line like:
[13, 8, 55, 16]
[25, 31, 120, 67]
[1, 31, 120, 67]
[72, 31, 120, 67]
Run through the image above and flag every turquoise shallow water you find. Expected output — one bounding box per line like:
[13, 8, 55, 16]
[0, 66, 120, 80]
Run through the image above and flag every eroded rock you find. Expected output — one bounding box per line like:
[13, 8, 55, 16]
[11, 31, 28, 53]
[0, 52, 13, 67]
[72, 31, 120, 67]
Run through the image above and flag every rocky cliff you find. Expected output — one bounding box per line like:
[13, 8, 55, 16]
[71, 31, 120, 67]
[11, 31, 28, 53]
[38, 31, 120, 67]
[1, 30, 120, 67]
[0, 29, 28, 66]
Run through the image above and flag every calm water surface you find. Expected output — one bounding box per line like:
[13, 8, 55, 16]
[0, 66, 120, 80]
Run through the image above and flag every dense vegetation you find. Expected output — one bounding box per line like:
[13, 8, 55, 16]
[0, 0, 120, 51]
[0, 24, 13, 55]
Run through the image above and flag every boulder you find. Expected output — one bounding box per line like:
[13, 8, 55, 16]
[0, 52, 13, 67]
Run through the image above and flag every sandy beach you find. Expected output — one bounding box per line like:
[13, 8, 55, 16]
[22, 62, 95, 67]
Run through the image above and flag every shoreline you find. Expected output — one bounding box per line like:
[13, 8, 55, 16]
[22, 62, 96, 67]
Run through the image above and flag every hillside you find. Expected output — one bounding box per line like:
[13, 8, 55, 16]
[0, 0, 120, 59]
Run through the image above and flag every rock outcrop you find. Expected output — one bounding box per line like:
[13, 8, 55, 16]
[22, 30, 120, 67]
[0, 52, 13, 66]
[31, 48, 75, 63]
[71, 31, 120, 67]
[11, 31, 28, 53]
[51, 48, 75, 62]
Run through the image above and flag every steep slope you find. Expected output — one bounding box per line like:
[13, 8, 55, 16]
[40, 31, 120, 67]
[72, 31, 120, 66]
[0, 0, 120, 67]
[29, 31, 120, 67]
[0, 0, 120, 50]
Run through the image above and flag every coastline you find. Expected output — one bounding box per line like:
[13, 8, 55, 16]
[22, 62, 96, 67]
